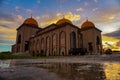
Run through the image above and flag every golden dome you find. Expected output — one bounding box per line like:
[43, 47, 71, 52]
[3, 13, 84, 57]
[23, 17, 38, 26]
[56, 18, 72, 25]
[81, 20, 95, 29]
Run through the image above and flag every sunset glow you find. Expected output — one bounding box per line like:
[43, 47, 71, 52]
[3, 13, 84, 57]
[0, 0, 120, 52]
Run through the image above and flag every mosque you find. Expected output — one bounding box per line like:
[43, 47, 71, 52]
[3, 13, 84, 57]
[12, 16, 102, 56]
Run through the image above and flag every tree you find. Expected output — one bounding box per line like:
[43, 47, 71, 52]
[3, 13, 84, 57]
[105, 49, 112, 55]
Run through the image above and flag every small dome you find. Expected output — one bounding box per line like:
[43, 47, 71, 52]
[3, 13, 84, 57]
[56, 18, 72, 25]
[81, 20, 95, 29]
[23, 17, 38, 27]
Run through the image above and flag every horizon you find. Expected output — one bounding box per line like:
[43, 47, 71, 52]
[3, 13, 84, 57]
[0, 0, 120, 52]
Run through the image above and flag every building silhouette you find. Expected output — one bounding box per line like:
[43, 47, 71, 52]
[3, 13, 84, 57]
[12, 16, 102, 56]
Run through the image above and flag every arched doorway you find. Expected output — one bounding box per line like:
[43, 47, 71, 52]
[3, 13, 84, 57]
[96, 36, 100, 53]
[41, 38, 44, 56]
[17, 34, 21, 44]
[24, 41, 29, 51]
[79, 33, 83, 48]
[70, 32, 76, 48]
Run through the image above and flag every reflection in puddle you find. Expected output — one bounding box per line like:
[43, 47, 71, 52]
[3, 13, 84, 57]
[0, 60, 120, 80]
[0, 60, 11, 68]
[33, 63, 106, 80]
[104, 63, 120, 80]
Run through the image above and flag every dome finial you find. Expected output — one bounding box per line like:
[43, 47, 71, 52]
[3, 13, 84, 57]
[30, 13, 33, 18]
[86, 17, 88, 21]
[62, 14, 65, 19]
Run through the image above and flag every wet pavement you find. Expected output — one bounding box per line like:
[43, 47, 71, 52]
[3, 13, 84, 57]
[0, 58, 120, 80]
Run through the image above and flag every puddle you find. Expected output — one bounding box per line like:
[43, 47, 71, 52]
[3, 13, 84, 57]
[0, 60, 11, 68]
[0, 60, 120, 80]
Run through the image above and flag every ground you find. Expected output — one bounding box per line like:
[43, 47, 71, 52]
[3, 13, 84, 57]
[0, 54, 120, 80]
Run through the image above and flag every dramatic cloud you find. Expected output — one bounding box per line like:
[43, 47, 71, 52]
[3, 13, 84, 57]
[101, 13, 116, 20]
[104, 28, 120, 39]
[0, 14, 24, 47]
[102, 35, 120, 50]
[0, 39, 15, 45]
[0, 0, 120, 51]
[39, 12, 81, 27]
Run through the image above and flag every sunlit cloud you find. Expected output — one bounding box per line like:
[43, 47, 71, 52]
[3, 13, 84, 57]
[39, 12, 81, 27]
[102, 13, 116, 20]
[0, 26, 16, 40]
[76, 7, 83, 12]
[64, 12, 80, 21]
[102, 35, 120, 51]
[0, 14, 24, 46]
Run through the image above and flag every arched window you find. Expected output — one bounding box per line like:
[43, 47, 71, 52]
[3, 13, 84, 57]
[60, 31, 66, 55]
[70, 32, 76, 48]
[79, 33, 83, 48]
[41, 38, 44, 50]
[36, 39, 39, 47]
[24, 41, 29, 51]
[96, 36, 100, 45]
[46, 36, 50, 56]
[17, 34, 21, 44]
[52, 34, 57, 55]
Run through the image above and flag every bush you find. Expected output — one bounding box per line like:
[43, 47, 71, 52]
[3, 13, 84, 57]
[105, 49, 112, 55]
[0, 51, 33, 59]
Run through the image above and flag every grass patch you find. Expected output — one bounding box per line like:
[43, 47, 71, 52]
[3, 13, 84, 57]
[0, 52, 33, 59]
[0, 51, 65, 59]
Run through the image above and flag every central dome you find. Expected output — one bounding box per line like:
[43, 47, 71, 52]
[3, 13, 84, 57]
[81, 20, 95, 29]
[56, 18, 72, 25]
[23, 17, 38, 27]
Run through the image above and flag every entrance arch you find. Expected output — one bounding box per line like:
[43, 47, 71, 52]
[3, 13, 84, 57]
[70, 32, 76, 48]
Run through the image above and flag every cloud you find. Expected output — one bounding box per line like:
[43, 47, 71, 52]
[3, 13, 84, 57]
[93, 0, 98, 3]
[0, 26, 16, 40]
[15, 6, 20, 12]
[102, 35, 120, 50]
[39, 12, 81, 27]
[0, 24, 11, 29]
[102, 13, 116, 20]
[37, 0, 40, 4]
[84, 2, 89, 7]
[76, 7, 83, 12]
[0, 12, 13, 21]
[64, 12, 81, 21]
[116, 41, 120, 46]
[0, 39, 15, 45]
[0, 14, 24, 47]
[103, 28, 120, 39]
[26, 9, 33, 15]
[92, 8, 98, 12]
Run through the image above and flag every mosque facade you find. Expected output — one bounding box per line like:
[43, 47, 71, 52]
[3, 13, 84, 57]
[12, 17, 102, 56]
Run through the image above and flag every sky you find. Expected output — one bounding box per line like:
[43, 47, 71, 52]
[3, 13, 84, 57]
[0, 0, 120, 52]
